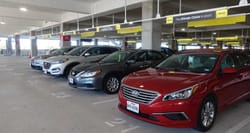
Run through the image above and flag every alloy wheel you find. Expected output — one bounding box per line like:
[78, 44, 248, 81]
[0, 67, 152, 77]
[201, 101, 215, 127]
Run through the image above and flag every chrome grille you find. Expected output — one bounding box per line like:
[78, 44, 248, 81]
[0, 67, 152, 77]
[43, 62, 51, 69]
[122, 85, 159, 104]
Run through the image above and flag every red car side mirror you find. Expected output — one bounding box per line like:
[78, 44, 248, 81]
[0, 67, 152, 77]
[223, 68, 237, 74]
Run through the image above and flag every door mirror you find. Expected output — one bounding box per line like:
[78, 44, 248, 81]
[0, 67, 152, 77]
[126, 60, 136, 64]
[223, 67, 237, 74]
[84, 53, 91, 57]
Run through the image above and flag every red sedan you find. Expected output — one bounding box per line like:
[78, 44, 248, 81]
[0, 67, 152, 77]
[118, 50, 250, 131]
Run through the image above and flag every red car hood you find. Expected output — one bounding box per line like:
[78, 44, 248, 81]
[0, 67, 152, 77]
[122, 68, 211, 94]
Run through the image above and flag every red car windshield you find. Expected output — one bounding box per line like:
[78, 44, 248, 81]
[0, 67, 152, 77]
[156, 53, 219, 73]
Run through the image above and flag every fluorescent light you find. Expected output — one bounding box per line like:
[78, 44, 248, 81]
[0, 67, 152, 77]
[213, 32, 217, 35]
[19, 7, 27, 12]
[128, 22, 134, 25]
[181, 28, 186, 31]
[0, 21, 6, 25]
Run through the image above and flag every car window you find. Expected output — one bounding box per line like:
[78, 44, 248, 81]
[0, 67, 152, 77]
[129, 51, 146, 62]
[147, 51, 163, 60]
[231, 53, 250, 69]
[101, 51, 133, 63]
[220, 54, 235, 70]
[85, 47, 101, 56]
[66, 47, 89, 56]
[157, 54, 219, 73]
[100, 47, 118, 54]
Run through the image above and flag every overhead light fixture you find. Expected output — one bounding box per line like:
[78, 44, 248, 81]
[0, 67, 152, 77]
[19, 7, 28, 12]
[128, 22, 134, 25]
[0, 21, 6, 25]
[181, 28, 186, 31]
[213, 32, 217, 35]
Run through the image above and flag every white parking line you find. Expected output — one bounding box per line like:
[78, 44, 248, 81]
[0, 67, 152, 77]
[92, 98, 118, 105]
[120, 126, 140, 133]
[226, 116, 250, 133]
[105, 121, 115, 127]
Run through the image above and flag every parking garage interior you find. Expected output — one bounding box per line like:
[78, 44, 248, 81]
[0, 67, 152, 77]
[0, 0, 250, 133]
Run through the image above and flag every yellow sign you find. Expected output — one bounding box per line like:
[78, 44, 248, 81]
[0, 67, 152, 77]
[117, 26, 142, 34]
[96, 27, 100, 32]
[166, 16, 174, 24]
[216, 9, 228, 18]
[81, 32, 95, 37]
[188, 15, 246, 27]
[115, 24, 121, 30]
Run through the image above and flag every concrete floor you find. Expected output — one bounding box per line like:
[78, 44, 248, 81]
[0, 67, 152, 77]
[0, 56, 249, 133]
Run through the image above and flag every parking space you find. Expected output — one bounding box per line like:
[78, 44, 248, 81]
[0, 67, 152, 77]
[0, 56, 249, 133]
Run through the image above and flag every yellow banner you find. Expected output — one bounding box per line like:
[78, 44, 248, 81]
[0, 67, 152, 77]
[81, 32, 95, 37]
[188, 15, 246, 27]
[216, 36, 240, 41]
[117, 26, 142, 34]
[227, 41, 241, 46]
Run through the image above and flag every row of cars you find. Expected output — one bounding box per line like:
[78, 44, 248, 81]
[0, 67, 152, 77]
[31, 46, 250, 131]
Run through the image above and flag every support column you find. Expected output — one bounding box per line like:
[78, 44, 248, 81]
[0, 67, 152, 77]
[6, 37, 12, 55]
[94, 38, 98, 46]
[30, 31, 38, 56]
[141, 0, 161, 50]
[15, 35, 21, 56]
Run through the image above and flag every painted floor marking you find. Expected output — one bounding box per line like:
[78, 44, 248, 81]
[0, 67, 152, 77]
[226, 116, 250, 133]
[120, 126, 140, 133]
[51, 92, 72, 99]
[105, 121, 115, 127]
[92, 98, 118, 105]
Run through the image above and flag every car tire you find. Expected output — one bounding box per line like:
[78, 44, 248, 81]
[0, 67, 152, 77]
[196, 95, 217, 132]
[103, 74, 120, 94]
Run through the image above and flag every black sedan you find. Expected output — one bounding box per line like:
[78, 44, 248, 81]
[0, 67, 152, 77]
[68, 49, 166, 94]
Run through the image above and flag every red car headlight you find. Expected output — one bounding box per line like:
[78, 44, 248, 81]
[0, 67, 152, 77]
[162, 84, 199, 101]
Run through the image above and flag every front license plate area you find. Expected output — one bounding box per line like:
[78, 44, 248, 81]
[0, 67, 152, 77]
[127, 101, 139, 114]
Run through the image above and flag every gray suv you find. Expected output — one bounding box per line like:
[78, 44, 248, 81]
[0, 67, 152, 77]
[42, 45, 119, 77]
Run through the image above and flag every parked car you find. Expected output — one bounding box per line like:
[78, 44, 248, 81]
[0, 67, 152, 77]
[118, 49, 250, 131]
[30, 46, 76, 70]
[68, 49, 166, 94]
[160, 47, 175, 56]
[43, 45, 120, 77]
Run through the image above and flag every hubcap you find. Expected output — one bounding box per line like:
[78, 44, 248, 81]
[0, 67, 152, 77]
[106, 77, 119, 92]
[201, 101, 215, 127]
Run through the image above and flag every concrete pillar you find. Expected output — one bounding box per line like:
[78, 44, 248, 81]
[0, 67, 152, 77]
[141, 0, 161, 50]
[94, 39, 98, 46]
[6, 37, 12, 55]
[15, 35, 21, 56]
[60, 35, 71, 47]
[30, 31, 38, 56]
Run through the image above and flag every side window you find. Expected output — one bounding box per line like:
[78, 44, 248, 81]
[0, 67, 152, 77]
[220, 54, 235, 70]
[147, 51, 163, 60]
[129, 51, 146, 62]
[100, 47, 117, 54]
[86, 47, 101, 56]
[232, 53, 250, 68]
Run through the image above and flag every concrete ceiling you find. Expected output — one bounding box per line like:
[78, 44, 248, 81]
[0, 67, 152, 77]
[0, 0, 146, 36]
[0, 0, 249, 38]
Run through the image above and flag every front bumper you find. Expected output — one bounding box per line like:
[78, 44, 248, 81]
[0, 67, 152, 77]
[118, 90, 199, 128]
[68, 75, 103, 90]
[43, 63, 65, 76]
[30, 59, 43, 70]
